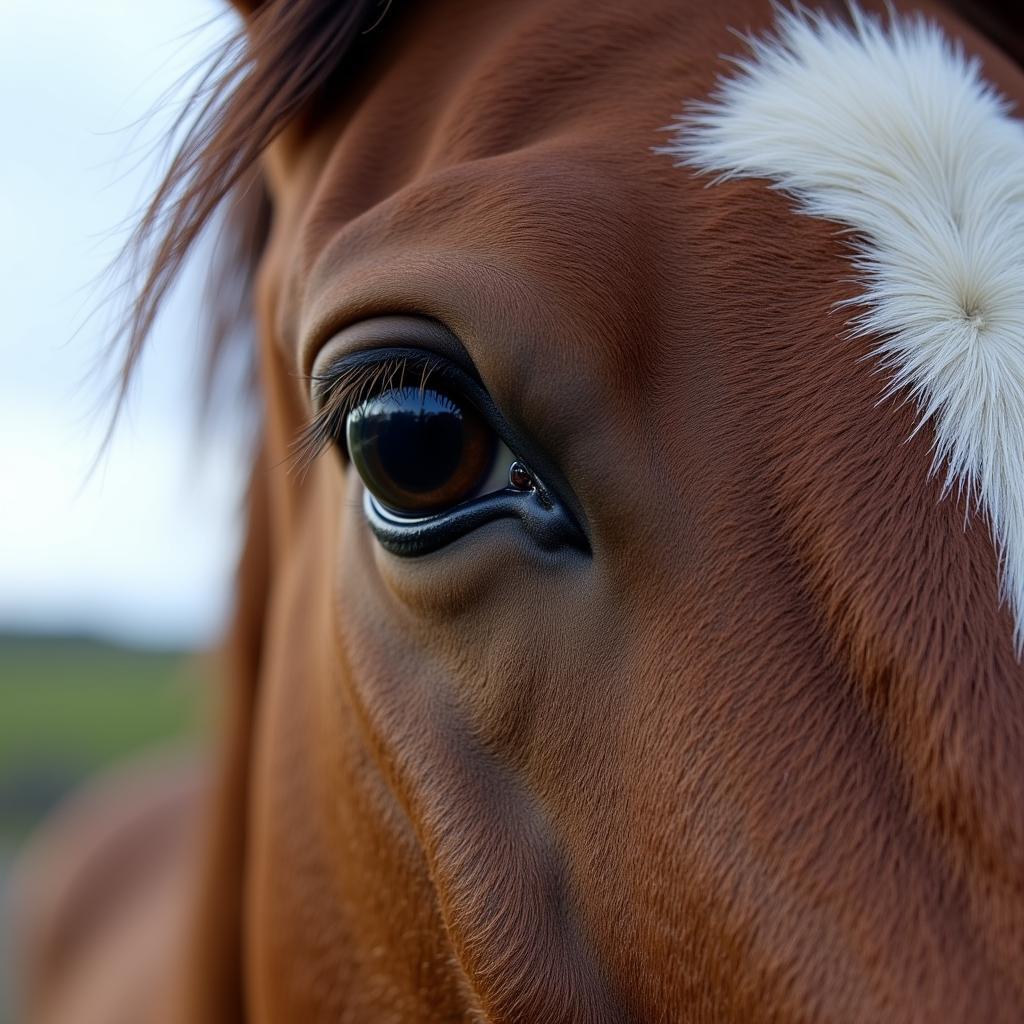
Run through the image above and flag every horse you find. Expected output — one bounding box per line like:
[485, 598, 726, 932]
[14, 0, 1024, 1020]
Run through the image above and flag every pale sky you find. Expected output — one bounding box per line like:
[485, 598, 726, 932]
[0, 0, 247, 648]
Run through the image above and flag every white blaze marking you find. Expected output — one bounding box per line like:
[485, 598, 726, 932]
[663, 7, 1024, 656]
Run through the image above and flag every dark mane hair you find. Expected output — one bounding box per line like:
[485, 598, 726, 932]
[950, 1, 1024, 67]
[113, 0, 386, 416]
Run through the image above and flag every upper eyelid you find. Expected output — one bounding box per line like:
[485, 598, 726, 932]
[311, 348, 467, 410]
[305, 315, 477, 385]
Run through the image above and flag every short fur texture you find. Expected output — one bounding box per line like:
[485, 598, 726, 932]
[665, 6, 1024, 655]
[15, 2, 1024, 1022]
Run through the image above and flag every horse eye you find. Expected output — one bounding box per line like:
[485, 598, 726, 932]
[346, 384, 505, 516]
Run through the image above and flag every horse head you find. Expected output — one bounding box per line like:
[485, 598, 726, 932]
[20, 1, 1024, 1021]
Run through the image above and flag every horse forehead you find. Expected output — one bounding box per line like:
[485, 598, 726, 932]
[267, 0, 794, 368]
[291, 144, 685, 356]
[270, 0, 756, 231]
[286, 0, 748, 170]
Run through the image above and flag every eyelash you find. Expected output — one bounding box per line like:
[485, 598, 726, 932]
[292, 351, 459, 472]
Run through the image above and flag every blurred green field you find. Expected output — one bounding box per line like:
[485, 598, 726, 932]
[0, 634, 203, 842]
[0, 634, 206, 1021]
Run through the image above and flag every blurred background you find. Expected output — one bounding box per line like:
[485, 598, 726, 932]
[0, 2, 246, 1017]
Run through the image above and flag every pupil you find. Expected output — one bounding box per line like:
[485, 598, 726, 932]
[370, 388, 463, 493]
[346, 384, 493, 513]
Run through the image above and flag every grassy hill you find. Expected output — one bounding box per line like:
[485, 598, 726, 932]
[0, 633, 208, 1021]
[0, 633, 204, 841]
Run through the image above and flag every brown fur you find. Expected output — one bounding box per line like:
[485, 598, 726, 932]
[16, 1, 1024, 1021]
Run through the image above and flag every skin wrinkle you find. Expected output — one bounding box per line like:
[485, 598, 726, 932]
[14, 1, 1024, 1022]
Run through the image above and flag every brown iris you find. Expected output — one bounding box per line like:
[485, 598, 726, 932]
[346, 384, 496, 515]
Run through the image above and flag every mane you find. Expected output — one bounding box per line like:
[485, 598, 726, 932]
[949, 1, 1024, 68]
[112, 0, 386, 418]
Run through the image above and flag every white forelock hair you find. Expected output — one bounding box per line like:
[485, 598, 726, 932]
[663, 5, 1024, 657]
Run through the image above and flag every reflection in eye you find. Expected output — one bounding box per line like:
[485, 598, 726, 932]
[346, 384, 515, 518]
